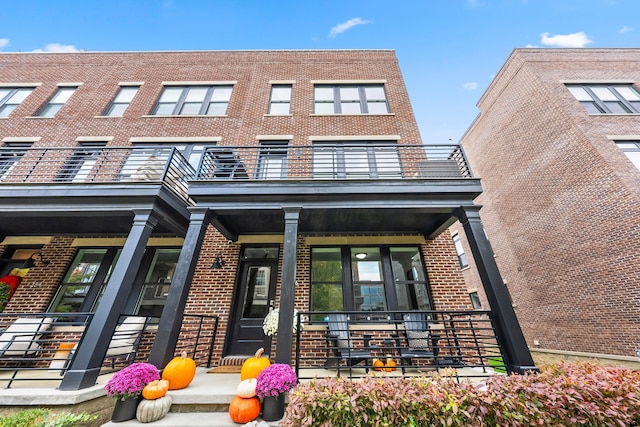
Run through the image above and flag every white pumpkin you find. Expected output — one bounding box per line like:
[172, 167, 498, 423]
[136, 395, 172, 423]
[237, 378, 257, 398]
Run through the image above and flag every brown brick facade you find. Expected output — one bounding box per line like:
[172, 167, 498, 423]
[458, 48, 640, 358]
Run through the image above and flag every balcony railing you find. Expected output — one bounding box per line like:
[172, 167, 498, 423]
[294, 310, 505, 381]
[0, 146, 196, 202]
[197, 144, 473, 180]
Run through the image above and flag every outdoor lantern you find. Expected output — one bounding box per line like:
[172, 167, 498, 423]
[210, 253, 226, 269]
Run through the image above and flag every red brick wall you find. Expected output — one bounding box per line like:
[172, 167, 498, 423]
[459, 48, 640, 357]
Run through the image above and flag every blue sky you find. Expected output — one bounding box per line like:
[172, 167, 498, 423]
[1, 0, 639, 144]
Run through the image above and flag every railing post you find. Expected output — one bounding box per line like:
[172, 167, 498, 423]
[148, 208, 211, 369]
[456, 206, 538, 374]
[60, 210, 158, 390]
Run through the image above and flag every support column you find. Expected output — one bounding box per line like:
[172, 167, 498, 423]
[275, 207, 300, 364]
[456, 206, 538, 374]
[148, 208, 211, 368]
[60, 210, 158, 390]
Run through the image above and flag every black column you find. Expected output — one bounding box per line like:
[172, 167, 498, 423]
[275, 207, 300, 364]
[148, 208, 211, 368]
[456, 206, 538, 374]
[60, 210, 158, 390]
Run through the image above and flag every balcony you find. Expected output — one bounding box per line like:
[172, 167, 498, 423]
[196, 143, 473, 181]
[189, 144, 481, 240]
[0, 146, 195, 235]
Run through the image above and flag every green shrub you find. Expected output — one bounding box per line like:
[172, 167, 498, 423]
[0, 408, 96, 427]
[0, 282, 11, 312]
[283, 362, 640, 427]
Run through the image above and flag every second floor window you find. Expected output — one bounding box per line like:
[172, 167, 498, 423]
[0, 142, 31, 181]
[36, 86, 77, 117]
[268, 84, 292, 115]
[312, 141, 401, 179]
[257, 142, 288, 179]
[153, 85, 232, 116]
[314, 84, 388, 114]
[615, 141, 640, 170]
[56, 142, 106, 183]
[567, 84, 640, 114]
[0, 87, 34, 117]
[452, 233, 468, 268]
[104, 86, 139, 116]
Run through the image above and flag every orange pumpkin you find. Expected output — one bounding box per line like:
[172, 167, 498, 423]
[373, 358, 385, 371]
[228, 396, 261, 424]
[385, 357, 397, 372]
[142, 379, 170, 400]
[240, 348, 271, 381]
[161, 351, 196, 390]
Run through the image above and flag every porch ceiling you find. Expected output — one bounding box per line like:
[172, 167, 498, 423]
[0, 184, 191, 236]
[189, 178, 483, 240]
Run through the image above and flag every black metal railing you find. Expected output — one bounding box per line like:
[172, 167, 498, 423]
[0, 146, 195, 203]
[294, 310, 505, 381]
[197, 144, 473, 180]
[175, 313, 220, 368]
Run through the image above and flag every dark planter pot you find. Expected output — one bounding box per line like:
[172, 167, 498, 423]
[262, 394, 285, 422]
[111, 395, 142, 422]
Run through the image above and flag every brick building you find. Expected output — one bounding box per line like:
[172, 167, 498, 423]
[458, 48, 640, 361]
[0, 50, 533, 390]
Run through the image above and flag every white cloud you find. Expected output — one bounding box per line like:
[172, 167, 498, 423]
[32, 43, 80, 53]
[619, 26, 634, 33]
[463, 82, 478, 90]
[525, 44, 539, 48]
[0, 39, 9, 48]
[329, 18, 371, 38]
[540, 32, 593, 48]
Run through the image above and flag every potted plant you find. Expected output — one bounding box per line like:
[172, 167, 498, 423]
[262, 308, 299, 337]
[256, 363, 297, 422]
[104, 362, 160, 422]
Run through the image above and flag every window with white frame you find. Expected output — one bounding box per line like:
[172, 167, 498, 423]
[615, 141, 640, 170]
[0, 87, 34, 117]
[103, 86, 140, 117]
[256, 141, 288, 179]
[152, 85, 232, 116]
[0, 142, 31, 181]
[312, 141, 401, 179]
[314, 84, 388, 114]
[452, 233, 468, 268]
[567, 84, 640, 114]
[268, 84, 291, 115]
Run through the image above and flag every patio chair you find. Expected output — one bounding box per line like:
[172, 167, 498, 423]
[393, 312, 440, 373]
[0, 317, 54, 359]
[326, 313, 373, 375]
[104, 316, 148, 368]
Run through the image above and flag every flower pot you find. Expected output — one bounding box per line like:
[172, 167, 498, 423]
[111, 395, 143, 422]
[262, 393, 285, 422]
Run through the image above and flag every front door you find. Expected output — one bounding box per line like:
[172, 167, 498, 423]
[227, 247, 279, 356]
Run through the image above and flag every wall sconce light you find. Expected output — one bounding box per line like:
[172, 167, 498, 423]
[210, 253, 226, 269]
[20, 252, 50, 269]
[355, 252, 367, 260]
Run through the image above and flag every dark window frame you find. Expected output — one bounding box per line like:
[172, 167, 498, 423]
[0, 142, 32, 181]
[567, 84, 640, 114]
[152, 85, 233, 116]
[312, 141, 402, 179]
[314, 84, 389, 114]
[103, 85, 140, 117]
[268, 84, 292, 115]
[309, 245, 434, 317]
[35, 86, 77, 117]
[0, 87, 34, 117]
[452, 233, 468, 269]
[256, 141, 288, 179]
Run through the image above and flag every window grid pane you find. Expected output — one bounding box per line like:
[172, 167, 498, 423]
[314, 84, 388, 115]
[154, 85, 232, 116]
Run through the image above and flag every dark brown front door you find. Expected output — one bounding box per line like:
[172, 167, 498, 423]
[227, 255, 278, 356]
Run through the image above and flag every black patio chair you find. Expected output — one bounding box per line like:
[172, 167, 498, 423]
[393, 312, 440, 373]
[325, 313, 373, 375]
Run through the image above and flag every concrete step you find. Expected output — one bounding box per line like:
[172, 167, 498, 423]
[101, 412, 283, 426]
